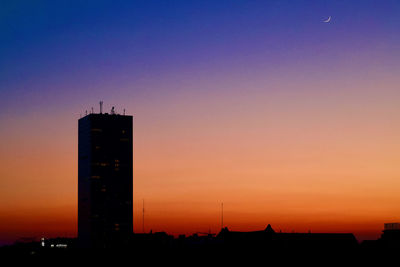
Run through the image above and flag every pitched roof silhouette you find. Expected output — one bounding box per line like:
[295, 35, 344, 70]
[265, 224, 275, 233]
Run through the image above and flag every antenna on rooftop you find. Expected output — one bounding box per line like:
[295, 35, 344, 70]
[142, 199, 145, 233]
[221, 202, 224, 230]
[91, 107, 94, 114]
[99, 101, 103, 114]
[123, 109, 126, 115]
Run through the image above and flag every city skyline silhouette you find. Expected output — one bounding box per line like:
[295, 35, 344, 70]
[1, 1, 400, 249]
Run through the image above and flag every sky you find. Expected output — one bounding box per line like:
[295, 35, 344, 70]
[1, 0, 400, 245]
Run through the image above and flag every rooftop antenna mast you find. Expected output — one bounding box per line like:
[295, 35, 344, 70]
[221, 202, 224, 230]
[142, 199, 145, 233]
[99, 101, 103, 114]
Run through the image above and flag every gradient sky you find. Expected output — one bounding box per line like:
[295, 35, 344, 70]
[1, 0, 400, 245]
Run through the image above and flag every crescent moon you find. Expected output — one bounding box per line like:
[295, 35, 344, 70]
[323, 16, 331, 23]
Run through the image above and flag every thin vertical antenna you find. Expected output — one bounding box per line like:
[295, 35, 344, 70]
[123, 109, 126, 115]
[142, 199, 145, 233]
[221, 202, 224, 230]
[132, 114, 135, 233]
[91, 107, 94, 114]
[99, 101, 103, 114]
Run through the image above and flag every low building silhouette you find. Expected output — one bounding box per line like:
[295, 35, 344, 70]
[217, 224, 358, 253]
[362, 222, 400, 253]
[381, 223, 400, 243]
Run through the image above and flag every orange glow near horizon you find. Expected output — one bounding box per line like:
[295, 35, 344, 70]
[1, 75, 400, 244]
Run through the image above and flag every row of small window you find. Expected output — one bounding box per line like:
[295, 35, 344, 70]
[90, 169, 120, 173]
[92, 186, 132, 192]
[86, 219, 122, 232]
[91, 129, 128, 135]
[91, 162, 109, 166]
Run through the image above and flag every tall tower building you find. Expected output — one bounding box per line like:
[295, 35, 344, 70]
[78, 107, 133, 248]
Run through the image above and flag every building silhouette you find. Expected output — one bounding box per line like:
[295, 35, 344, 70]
[216, 224, 358, 253]
[362, 222, 400, 253]
[78, 108, 133, 248]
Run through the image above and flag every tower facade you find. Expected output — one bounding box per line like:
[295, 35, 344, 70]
[78, 112, 133, 248]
